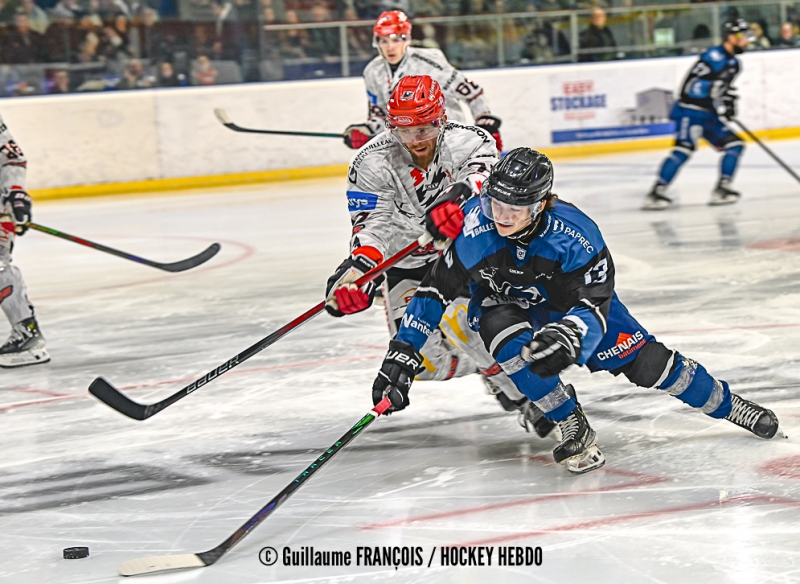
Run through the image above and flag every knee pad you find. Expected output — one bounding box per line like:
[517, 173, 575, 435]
[619, 341, 674, 388]
[478, 303, 531, 360]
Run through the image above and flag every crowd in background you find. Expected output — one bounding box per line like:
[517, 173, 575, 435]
[0, 0, 798, 96]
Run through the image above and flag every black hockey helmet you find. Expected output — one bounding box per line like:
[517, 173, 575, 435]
[482, 147, 553, 206]
[722, 17, 749, 38]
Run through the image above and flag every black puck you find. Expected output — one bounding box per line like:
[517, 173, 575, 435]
[63, 547, 90, 559]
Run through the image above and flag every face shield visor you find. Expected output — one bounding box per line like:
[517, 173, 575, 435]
[389, 119, 445, 147]
[479, 191, 544, 231]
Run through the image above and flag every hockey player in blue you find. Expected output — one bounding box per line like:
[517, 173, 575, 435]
[374, 148, 782, 475]
[643, 18, 753, 210]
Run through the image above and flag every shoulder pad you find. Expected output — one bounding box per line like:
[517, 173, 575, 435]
[409, 50, 445, 71]
[702, 47, 728, 71]
[538, 202, 604, 267]
[454, 200, 503, 269]
[443, 123, 494, 147]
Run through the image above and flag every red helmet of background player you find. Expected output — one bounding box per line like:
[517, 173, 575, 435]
[387, 75, 445, 128]
[373, 10, 412, 40]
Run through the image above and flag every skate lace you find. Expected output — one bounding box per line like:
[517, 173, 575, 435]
[727, 396, 760, 429]
[559, 414, 580, 441]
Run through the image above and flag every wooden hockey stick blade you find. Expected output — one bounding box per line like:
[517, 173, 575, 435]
[213, 108, 343, 139]
[149, 242, 221, 272]
[119, 553, 206, 576]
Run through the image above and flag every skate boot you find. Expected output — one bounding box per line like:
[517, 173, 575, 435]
[642, 183, 672, 211]
[553, 402, 605, 474]
[0, 317, 50, 368]
[724, 393, 783, 439]
[709, 178, 740, 206]
[482, 372, 557, 439]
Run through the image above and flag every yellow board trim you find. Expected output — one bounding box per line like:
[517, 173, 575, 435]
[29, 126, 800, 201]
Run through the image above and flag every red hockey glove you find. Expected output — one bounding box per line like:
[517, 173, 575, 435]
[324, 246, 384, 317]
[425, 182, 471, 243]
[343, 124, 375, 149]
[475, 114, 503, 153]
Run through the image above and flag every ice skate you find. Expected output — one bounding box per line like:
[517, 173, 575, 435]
[0, 317, 50, 368]
[709, 178, 740, 206]
[725, 393, 784, 439]
[553, 402, 605, 474]
[482, 374, 557, 439]
[642, 183, 672, 211]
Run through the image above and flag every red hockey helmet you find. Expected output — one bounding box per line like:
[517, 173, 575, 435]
[373, 10, 412, 39]
[387, 75, 445, 128]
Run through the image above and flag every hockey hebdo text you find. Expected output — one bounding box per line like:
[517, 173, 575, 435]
[258, 545, 542, 570]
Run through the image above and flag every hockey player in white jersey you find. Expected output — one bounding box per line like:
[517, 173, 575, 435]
[342, 10, 502, 153]
[326, 74, 555, 437]
[0, 113, 49, 367]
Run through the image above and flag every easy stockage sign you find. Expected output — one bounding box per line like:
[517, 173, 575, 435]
[548, 62, 679, 144]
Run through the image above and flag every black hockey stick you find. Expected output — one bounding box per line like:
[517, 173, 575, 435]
[27, 222, 221, 273]
[89, 233, 434, 420]
[117, 396, 393, 577]
[731, 118, 800, 184]
[214, 108, 344, 139]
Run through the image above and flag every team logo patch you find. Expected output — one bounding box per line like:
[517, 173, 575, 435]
[0, 285, 12, 304]
[596, 331, 646, 361]
[395, 116, 413, 125]
[347, 191, 379, 212]
[516, 247, 526, 260]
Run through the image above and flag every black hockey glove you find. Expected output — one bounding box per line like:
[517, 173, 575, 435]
[324, 250, 384, 317]
[7, 188, 31, 235]
[372, 339, 424, 413]
[717, 92, 738, 120]
[343, 124, 376, 149]
[475, 114, 503, 152]
[424, 182, 471, 243]
[521, 320, 582, 378]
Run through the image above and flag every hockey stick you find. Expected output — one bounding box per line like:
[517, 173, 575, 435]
[118, 396, 393, 577]
[731, 118, 800, 184]
[27, 222, 221, 273]
[214, 108, 344, 139]
[89, 232, 434, 420]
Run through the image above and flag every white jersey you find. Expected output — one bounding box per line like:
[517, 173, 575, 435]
[361, 47, 491, 133]
[346, 123, 497, 270]
[0, 113, 27, 203]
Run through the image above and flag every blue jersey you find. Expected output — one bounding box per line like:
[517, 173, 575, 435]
[396, 197, 614, 365]
[677, 45, 741, 114]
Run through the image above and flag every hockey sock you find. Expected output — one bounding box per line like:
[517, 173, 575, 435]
[658, 149, 690, 185]
[658, 354, 732, 418]
[720, 144, 743, 179]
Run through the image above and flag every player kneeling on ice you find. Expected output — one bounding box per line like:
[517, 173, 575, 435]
[373, 147, 783, 475]
[0, 113, 48, 368]
[326, 74, 555, 439]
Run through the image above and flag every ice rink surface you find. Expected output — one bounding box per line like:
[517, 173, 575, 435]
[2, 141, 800, 584]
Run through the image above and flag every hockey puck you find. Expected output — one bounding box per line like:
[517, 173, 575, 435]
[63, 547, 90, 559]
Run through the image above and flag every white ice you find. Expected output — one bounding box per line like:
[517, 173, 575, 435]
[2, 141, 800, 584]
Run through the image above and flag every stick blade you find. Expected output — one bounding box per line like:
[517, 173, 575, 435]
[155, 243, 221, 273]
[119, 554, 206, 576]
[213, 108, 233, 126]
[89, 377, 148, 420]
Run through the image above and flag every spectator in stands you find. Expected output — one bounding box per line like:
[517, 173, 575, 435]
[537, 0, 574, 9]
[523, 19, 570, 62]
[50, 0, 80, 20]
[192, 54, 217, 84]
[343, 7, 372, 58]
[5, 13, 47, 64]
[156, 60, 184, 86]
[117, 57, 151, 88]
[410, 0, 443, 17]
[277, 10, 309, 58]
[578, 6, 616, 62]
[748, 21, 771, 50]
[76, 31, 103, 62]
[685, 22, 713, 55]
[43, 14, 76, 62]
[775, 22, 798, 48]
[49, 68, 70, 92]
[140, 8, 169, 61]
[210, 0, 242, 60]
[21, 0, 49, 34]
[101, 14, 133, 61]
[307, 1, 338, 58]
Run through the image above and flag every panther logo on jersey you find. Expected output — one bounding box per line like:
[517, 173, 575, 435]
[478, 268, 544, 304]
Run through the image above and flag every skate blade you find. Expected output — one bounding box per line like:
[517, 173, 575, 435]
[563, 445, 605, 475]
[0, 348, 50, 368]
